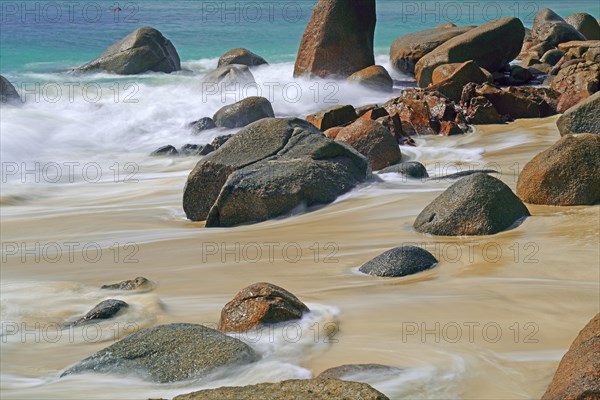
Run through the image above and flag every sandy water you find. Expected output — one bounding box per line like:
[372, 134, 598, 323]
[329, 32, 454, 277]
[1, 110, 599, 399]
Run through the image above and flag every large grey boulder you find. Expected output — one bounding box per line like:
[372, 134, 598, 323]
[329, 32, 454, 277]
[213, 96, 275, 129]
[359, 246, 438, 277]
[531, 9, 586, 47]
[294, 0, 376, 78]
[76, 26, 181, 74]
[60, 323, 258, 383]
[183, 118, 370, 227]
[556, 91, 600, 136]
[415, 18, 525, 87]
[390, 25, 474, 75]
[0, 75, 21, 104]
[414, 173, 530, 236]
[173, 379, 390, 400]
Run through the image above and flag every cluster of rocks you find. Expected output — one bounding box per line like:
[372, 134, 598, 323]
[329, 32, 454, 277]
[151, 135, 233, 157]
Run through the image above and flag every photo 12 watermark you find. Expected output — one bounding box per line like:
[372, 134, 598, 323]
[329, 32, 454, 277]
[1, 241, 140, 264]
[1, 162, 139, 184]
[200, 2, 305, 24]
[4, 82, 140, 105]
[0, 2, 140, 24]
[1, 321, 141, 343]
[398, 1, 540, 24]
[401, 321, 540, 344]
[200, 241, 340, 264]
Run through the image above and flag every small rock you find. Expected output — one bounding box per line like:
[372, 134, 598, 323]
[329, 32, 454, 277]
[213, 96, 274, 129]
[317, 364, 403, 381]
[210, 134, 234, 149]
[219, 282, 309, 333]
[509, 65, 533, 85]
[69, 299, 128, 326]
[348, 65, 393, 92]
[541, 49, 565, 66]
[378, 162, 428, 178]
[414, 173, 530, 236]
[218, 48, 268, 67]
[465, 96, 505, 125]
[180, 144, 205, 156]
[101, 277, 151, 290]
[516, 134, 600, 206]
[359, 246, 438, 277]
[189, 117, 216, 134]
[306, 105, 358, 131]
[150, 145, 178, 156]
[202, 64, 256, 89]
[429, 60, 489, 101]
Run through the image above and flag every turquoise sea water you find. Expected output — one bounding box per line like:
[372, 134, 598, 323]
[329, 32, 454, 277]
[1, 0, 599, 73]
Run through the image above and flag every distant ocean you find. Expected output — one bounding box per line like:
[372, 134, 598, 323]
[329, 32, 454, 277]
[1, 0, 599, 73]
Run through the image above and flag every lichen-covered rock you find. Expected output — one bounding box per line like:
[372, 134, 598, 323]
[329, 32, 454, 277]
[76, 27, 181, 75]
[173, 379, 390, 400]
[219, 282, 309, 333]
[414, 173, 530, 236]
[101, 277, 151, 290]
[516, 134, 600, 206]
[61, 323, 258, 383]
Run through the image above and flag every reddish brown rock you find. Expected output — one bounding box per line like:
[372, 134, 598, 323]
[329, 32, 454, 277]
[429, 61, 488, 101]
[415, 18, 525, 87]
[359, 107, 389, 121]
[465, 96, 505, 124]
[390, 25, 474, 75]
[306, 105, 358, 131]
[219, 283, 309, 333]
[439, 121, 464, 136]
[294, 0, 375, 78]
[565, 13, 600, 40]
[348, 65, 393, 92]
[541, 313, 600, 400]
[558, 40, 600, 53]
[470, 84, 559, 119]
[517, 134, 600, 206]
[335, 119, 401, 171]
[550, 60, 600, 112]
[324, 126, 344, 140]
[376, 114, 404, 142]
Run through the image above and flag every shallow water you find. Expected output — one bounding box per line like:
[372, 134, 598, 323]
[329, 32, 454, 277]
[2, 1, 600, 398]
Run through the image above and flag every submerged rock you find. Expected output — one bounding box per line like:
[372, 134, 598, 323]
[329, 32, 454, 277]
[189, 117, 216, 134]
[317, 364, 403, 381]
[213, 96, 275, 129]
[335, 119, 401, 171]
[390, 25, 474, 75]
[359, 246, 438, 278]
[202, 64, 256, 88]
[541, 313, 600, 400]
[183, 118, 370, 226]
[76, 27, 181, 75]
[218, 48, 268, 67]
[219, 282, 309, 333]
[415, 18, 525, 87]
[517, 134, 600, 206]
[173, 379, 390, 400]
[61, 323, 258, 383]
[0, 75, 21, 104]
[150, 145, 178, 156]
[378, 162, 428, 179]
[101, 276, 151, 290]
[294, 0, 376, 78]
[556, 92, 600, 136]
[414, 173, 530, 236]
[69, 299, 128, 326]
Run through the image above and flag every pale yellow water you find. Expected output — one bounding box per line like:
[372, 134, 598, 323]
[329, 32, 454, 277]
[1, 116, 598, 399]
